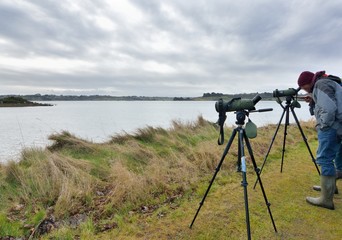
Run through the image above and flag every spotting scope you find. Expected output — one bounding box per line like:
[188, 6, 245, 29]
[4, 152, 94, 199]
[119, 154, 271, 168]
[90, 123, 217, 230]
[273, 87, 300, 98]
[215, 95, 261, 113]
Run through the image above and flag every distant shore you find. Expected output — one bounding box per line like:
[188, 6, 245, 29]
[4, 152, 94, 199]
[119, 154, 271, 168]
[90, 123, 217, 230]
[0, 96, 53, 107]
[0, 92, 307, 104]
[0, 92, 275, 102]
[0, 103, 53, 107]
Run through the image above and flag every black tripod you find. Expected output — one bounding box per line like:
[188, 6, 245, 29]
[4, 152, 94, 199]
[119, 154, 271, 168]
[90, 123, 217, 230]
[189, 110, 277, 240]
[253, 96, 320, 189]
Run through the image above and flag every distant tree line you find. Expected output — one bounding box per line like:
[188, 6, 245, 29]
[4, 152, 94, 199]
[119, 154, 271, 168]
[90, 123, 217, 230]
[0, 94, 173, 101]
[202, 92, 224, 97]
[0, 92, 277, 102]
[0, 96, 52, 107]
[173, 97, 192, 101]
[201, 92, 274, 100]
[0, 96, 30, 104]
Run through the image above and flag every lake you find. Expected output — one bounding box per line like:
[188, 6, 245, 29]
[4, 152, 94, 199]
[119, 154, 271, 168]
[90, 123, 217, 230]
[0, 100, 314, 162]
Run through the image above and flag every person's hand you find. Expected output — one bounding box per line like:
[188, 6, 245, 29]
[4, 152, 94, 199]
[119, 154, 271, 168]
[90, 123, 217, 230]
[298, 95, 312, 103]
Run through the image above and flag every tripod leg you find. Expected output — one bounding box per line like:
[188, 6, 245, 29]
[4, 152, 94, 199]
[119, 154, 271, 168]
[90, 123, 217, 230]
[243, 130, 278, 233]
[189, 128, 238, 228]
[253, 107, 286, 189]
[237, 130, 242, 172]
[290, 107, 320, 175]
[238, 129, 251, 239]
[280, 106, 290, 172]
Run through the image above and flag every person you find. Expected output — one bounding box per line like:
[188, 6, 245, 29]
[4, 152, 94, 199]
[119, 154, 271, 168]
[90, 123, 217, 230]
[297, 70, 342, 210]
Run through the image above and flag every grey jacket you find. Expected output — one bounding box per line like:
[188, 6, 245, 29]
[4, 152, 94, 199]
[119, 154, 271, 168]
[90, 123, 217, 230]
[312, 78, 342, 136]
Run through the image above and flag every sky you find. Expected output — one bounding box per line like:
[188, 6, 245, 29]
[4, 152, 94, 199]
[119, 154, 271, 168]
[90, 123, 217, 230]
[0, 0, 342, 97]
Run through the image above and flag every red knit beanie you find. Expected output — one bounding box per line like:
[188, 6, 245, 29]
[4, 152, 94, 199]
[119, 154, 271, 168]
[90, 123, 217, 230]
[297, 71, 314, 87]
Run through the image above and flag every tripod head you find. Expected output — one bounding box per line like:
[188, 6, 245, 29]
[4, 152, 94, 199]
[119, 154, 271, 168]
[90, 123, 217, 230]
[234, 108, 273, 126]
[235, 111, 248, 125]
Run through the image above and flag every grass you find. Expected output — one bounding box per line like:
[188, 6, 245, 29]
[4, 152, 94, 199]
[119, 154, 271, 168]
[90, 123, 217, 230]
[0, 116, 341, 239]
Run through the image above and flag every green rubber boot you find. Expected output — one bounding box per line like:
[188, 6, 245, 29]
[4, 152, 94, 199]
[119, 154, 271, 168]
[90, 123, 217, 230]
[306, 175, 335, 210]
[312, 180, 339, 194]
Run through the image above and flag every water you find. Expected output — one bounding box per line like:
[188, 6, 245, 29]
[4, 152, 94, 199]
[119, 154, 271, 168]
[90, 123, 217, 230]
[0, 100, 314, 162]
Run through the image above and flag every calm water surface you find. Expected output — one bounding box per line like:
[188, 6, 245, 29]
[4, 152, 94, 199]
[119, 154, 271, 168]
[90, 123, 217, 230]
[0, 100, 314, 162]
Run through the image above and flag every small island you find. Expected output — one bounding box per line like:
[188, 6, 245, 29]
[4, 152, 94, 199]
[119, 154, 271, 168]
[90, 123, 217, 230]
[0, 96, 52, 107]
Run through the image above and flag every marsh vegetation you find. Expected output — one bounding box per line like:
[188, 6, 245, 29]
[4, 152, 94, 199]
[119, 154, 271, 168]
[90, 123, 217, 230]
[0, 117, 340, 239]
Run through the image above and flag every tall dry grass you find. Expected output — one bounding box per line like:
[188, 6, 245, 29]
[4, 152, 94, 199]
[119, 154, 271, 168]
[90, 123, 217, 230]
[3, 149, 98, 216]
[0, 117, 223, 221]
[0, 116, 319, 239]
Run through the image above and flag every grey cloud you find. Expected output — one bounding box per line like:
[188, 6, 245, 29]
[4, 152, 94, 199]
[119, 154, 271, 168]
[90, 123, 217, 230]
[0, 0, 342, 97]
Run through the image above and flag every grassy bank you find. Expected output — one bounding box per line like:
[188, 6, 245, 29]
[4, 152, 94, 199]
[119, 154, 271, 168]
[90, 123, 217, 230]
[0, 116, 341, 239]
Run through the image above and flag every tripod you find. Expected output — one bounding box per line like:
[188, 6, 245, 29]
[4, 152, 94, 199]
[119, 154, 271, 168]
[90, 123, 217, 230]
[253, 96, 320, 189]
[189, 110, 277, 240]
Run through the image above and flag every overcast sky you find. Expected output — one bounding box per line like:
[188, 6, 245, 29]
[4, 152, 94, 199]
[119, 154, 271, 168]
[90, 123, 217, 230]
[0, 0, 341, 97]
